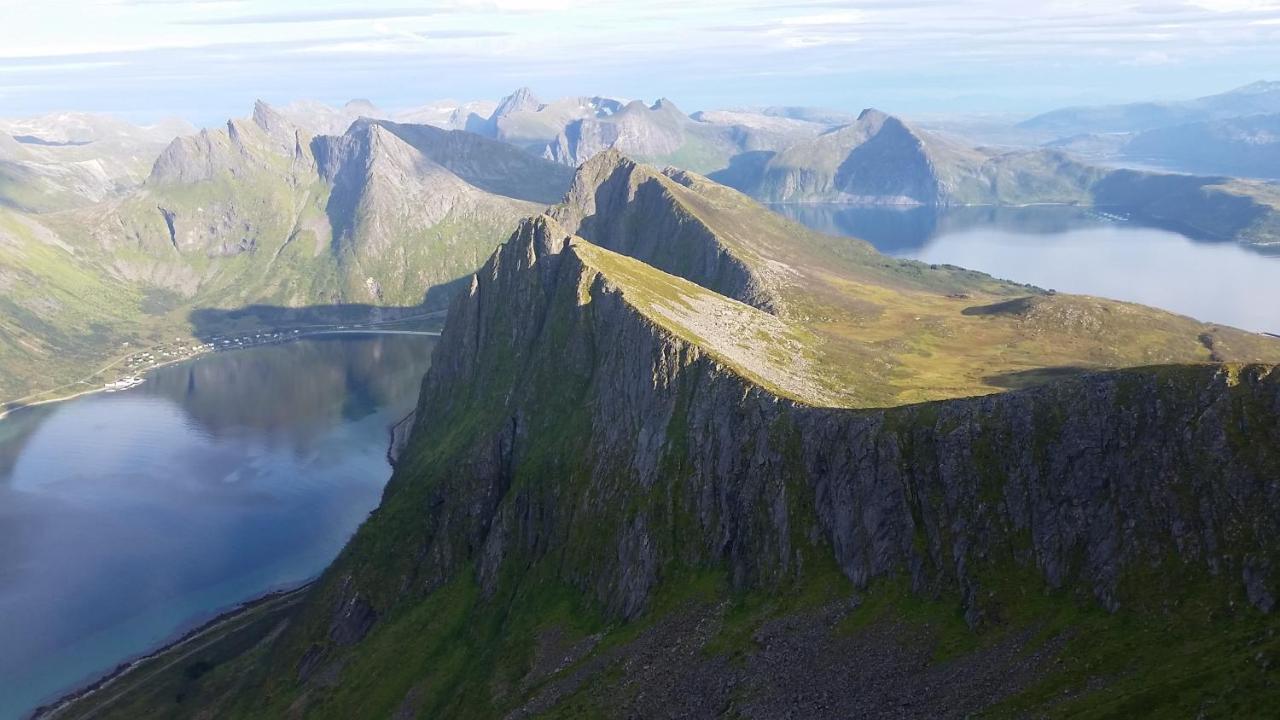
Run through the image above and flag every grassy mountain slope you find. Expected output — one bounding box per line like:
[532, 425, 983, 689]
[0, 208, 149, 401]
[52, 158, 1280, 720]
[554, 152, 1280, 407]
[0, 104, 574, 405]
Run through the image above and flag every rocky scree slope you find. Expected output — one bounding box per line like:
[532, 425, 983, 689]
[83, 211, 1280, 719]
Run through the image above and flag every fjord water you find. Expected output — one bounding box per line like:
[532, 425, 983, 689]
[775, 205, 1280, 334]
[0, 334, 435, 719]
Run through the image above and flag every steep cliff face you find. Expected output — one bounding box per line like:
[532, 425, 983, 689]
[400, 218, 1280, 625]
[544, 99, 685, 167]
[753, 109, 1102, 206]
[72, 106, 574, 309]
[163, 215, 1280, 719]
[550, 151, 779, 311]
[49, 161, 1280, 720]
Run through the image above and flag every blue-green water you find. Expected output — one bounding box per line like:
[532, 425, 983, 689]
[0, 334, 435, 719]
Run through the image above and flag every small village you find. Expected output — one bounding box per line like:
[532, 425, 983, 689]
[99, 317, 440, 392]
[105, 329, 304, 390]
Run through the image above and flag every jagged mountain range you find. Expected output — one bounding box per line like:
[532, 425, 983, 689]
[53, 150, 1280, 720]
[8, 84, 1280, 719]
[732, 108, 1280, 248]
[466, 88, 1280, 250]
[543, 96, 828, 174]
[4, 84, 1280, 404]
[0, 100, 572, 401]
[100, 100, 572, 308]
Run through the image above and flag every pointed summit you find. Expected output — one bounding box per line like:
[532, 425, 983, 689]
[650, 97, 684, 115]
[578, 147, 635, 176]
[249, 99, 302, 151]
[620, 99, 649, 114]
[856, 107, 890, 123]
[492, 87, 542, 119]
[552, 152, 777, 311]
[251, 100, 287, 133]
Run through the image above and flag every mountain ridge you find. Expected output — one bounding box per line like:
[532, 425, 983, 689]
[1020, 80, 1280, 135]
[0, 102, 575, 401]
[50, 174, 1280, 717]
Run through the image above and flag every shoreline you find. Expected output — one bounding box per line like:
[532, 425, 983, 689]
[0, 327, 442, 423]
[31, 583, 313, 720]
[16, 328, 438, 718]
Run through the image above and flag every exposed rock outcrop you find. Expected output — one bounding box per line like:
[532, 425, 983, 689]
[399, 217, 1280, 627]
[551, 150, 778, 311]
[45, 170, 1280, 720]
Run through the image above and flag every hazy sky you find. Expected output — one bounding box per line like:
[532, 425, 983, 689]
[2, 0, 1278, 125]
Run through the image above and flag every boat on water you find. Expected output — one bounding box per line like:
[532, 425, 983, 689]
[104, 377, 146, 392]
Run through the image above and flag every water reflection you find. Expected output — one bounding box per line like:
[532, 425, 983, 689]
[773, 204, 1280, 333]
[0, 334, 435, 719]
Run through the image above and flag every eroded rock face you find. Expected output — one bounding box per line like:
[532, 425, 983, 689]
[551, 150, 777, 312]
[120, 211, 1279, 719]
[355, 216, 1280, 645]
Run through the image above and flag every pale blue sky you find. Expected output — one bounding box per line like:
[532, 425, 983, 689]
[2, 0, 1278, 125]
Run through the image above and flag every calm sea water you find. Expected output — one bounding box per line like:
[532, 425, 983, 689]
[774, 205, 1280, 334]
[0, 334, 435, 719]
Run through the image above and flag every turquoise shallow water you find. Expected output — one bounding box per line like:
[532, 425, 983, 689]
[0, 334, 435, 720]
[774, 204, 1280, 334]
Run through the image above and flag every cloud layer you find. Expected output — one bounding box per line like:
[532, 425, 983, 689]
[1, 0, 1277, 123]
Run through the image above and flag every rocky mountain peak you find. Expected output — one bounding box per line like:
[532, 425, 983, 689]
[250, 100, 300, 149]
[650, 97, 684, 115]
[506, 213, 574, 270]
[580, 147, 636, 175]
[855, 107, 892, 125]
[551, 152, 778, 311]
[553, 148, 640, 214]
[492, 87, 543, 119]
[251, 100, 279, 128]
